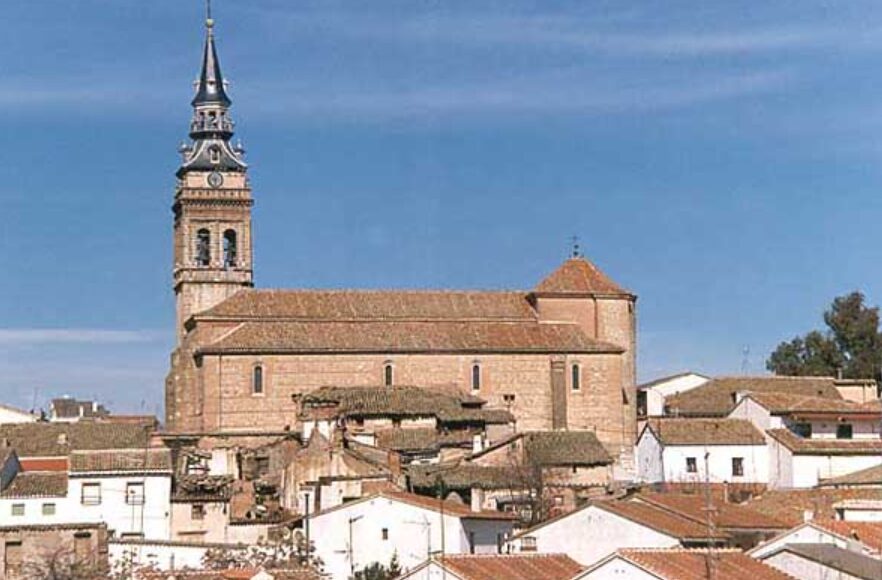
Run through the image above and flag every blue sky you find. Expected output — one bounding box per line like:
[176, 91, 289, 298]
[1, 1, 881, 414]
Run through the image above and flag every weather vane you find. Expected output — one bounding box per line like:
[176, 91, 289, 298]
[570, 235, 581, 258]
[206, 0, 214, 26]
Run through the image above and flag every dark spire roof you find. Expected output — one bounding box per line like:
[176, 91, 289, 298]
[192, 18, 231, 108]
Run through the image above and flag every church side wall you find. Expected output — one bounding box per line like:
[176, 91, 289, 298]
[193, 351, 627, 448]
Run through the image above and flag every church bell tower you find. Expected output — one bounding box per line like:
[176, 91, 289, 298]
[173, 12, 253, 340]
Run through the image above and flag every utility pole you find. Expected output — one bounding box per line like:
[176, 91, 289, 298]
[702, 452, 717, 580]
[348, 515, 363, 577]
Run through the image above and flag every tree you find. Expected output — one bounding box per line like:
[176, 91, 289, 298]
[201, 530, 321, 573]
[353, 553, 401, 580]
[767, 292, 882, 380]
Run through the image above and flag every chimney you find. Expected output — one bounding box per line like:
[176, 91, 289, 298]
[733, 390, 750, 406]
[472, 434, 484, 454]
[803, 509, 814, 522]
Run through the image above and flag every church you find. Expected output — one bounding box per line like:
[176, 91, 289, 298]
[164, 16, 638, 460]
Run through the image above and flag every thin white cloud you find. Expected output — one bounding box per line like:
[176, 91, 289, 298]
[0, 329, 163, 345]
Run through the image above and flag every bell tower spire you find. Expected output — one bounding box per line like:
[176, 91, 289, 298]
[172, 4, 253, 341]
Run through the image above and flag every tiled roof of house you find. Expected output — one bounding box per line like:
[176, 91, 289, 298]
[374, 428, 474, 453]
[0, 422, 153, 457]
[408, 464, 525, 490]
[820, 464, 882, 488]
[69, 448, 172, 473]
[664, 376, 842, 417]
[431, 554, 583, 580]
[141, 568, 320, 580]
[644, 418, 766, 446]
[0, 472, 68, 498]
[597, 500, 730, 542]
[634, 493, 788, 530]
[173, 475, 234, 502]
[744, 488, 882, 527]
[523, 431, 613, 466]
[534, 257, 631, 296]
[745, 392, 879, 416]
[300, 386, 514, 424]
[311, 489, 517, 521]
[766, 429, 882, 455]
[811, 520, 882, 552]
[603, 548, 794, 580]
[199, 320, 622, 355]
[196, 289, 540, 321]
[764, 543, 881, 580]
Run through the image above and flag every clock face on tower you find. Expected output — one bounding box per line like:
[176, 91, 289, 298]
[207, 171, 224, 189]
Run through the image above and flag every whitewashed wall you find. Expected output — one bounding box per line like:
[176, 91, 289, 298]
[576, 557, 661, 580]
[635, 429, 663, 483]
[69, 475, 171, 539]
[507, 505, 679, 566]
[642, 374, 708, 417]
[0, 405, 36, 425]
[660, 444, 768, 484]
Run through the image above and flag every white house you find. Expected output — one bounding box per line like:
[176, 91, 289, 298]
[636, 418, 768, 484]
[749, 520, 882, 560]
[576, 548, 792, 580]
[755, 543, 882, 580]
[109, 537, 247, 572]
[68, 448, 173, 540]
[305, 490, 516, 580]
[399, 553, 583, 580]
[637, 373, 709, 419]
[766, 429, 882, 488]
[0, 403, 37, 425]
[0, 471, 71, 526]
[506, 499, 727, 566]
[729, 391, 881, 438]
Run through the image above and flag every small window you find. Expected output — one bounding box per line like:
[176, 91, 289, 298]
[195, 228, 211, 266]
[732, 457, 744, 477]
[469, 531, 476, 554]
[837, 424, 853, 440]
[471, 364, 481, 391]
[521, 536, 537, 552]
[253, 365, 264, 395]
[125, 482, 145, 506]
[81, 483, 101, 506]
[793, 423, 812, 438]
[191, 504, 206, 520]
[42, 503, 56, 516]
[209, 145, 221, 164]
[686, 457, 697, 473]
[10, 504, 24, 517]
[571, 465, 578, 474]
[255, 457, 270, 476]
[381, 528, 389, 541]
[384, 363, 394, 387]
[223, 229, 237, 269]
[503, 394, 516, 404]
[572, 364, 581, 391]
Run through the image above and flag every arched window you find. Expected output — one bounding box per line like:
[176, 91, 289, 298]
[572, 364, 581, 392]
[253, 365, 264, 395]
[209, 146, 221, 164]
[195, 229, 211, 266]
[471, 364, 481, 391]
[384, 363, 394, 387]
[223, 230, 237, 269]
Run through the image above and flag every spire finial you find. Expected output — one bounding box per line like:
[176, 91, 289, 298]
[570, 235, 581, 259]
[206, 0, 214, 29]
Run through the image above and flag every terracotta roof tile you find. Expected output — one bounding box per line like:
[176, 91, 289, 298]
[664, 376, 842, 417]
[608, 548, 794, 580]
[644, 418, 766, 446]
[767, 429, 882, 455]
[198, 289, 538, 321]
[598, 500, 730, 541]
[811, 520, 882, 552]
[69, 448, 172, 473]
[524, 431, 613, 466]
[200, 320, 621, 355]
[0, 422, 153, 458]
[746, 391, 878, 416]
[820, 463, 882, 487]
[408, 464, 524, 490]
[0, 472, 67, 498]
[435, 554, 583, 580]
[374, 428, 474, 453]
[744, 488, 882, 527]
[300, 386, 513, 424]
[634, 493, 788, 530]
[534, 258, 631, 296]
